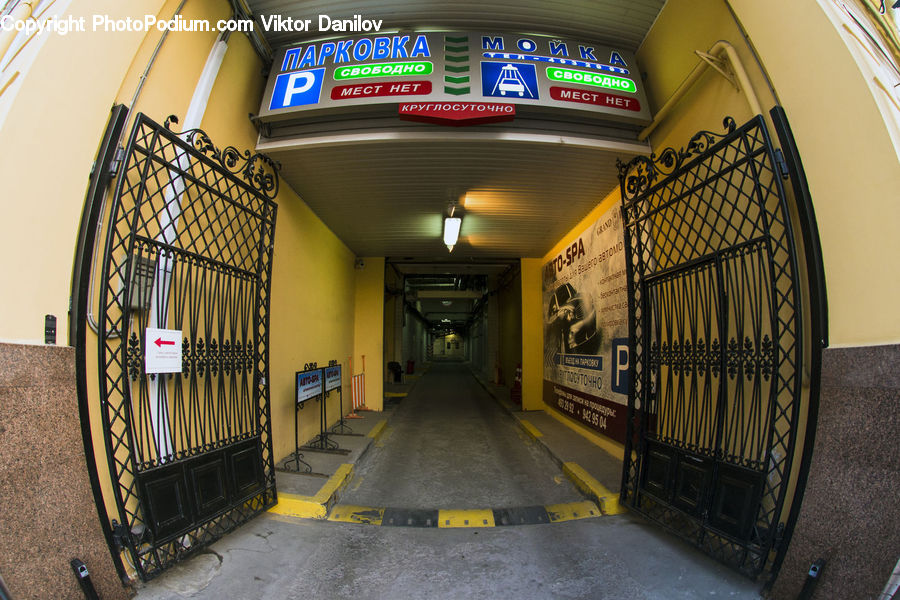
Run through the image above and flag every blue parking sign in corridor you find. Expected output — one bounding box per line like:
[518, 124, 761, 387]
[481, 62, 539, 99]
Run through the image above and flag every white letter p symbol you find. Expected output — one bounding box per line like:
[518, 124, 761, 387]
[283, 72, 315, 105]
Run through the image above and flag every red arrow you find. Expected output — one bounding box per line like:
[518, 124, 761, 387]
[154, 337, 176, 348]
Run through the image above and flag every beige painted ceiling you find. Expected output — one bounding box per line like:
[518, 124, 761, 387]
[247, 0, 664, 261]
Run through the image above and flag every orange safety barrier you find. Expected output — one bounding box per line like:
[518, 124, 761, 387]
[347, 372, 369, 417]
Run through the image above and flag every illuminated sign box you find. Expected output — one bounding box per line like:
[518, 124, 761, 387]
[259, 32, 651, 125]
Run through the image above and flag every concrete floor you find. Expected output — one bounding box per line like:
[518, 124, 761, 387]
[134, 362, 764, 600]
[343, 362, 583, 509]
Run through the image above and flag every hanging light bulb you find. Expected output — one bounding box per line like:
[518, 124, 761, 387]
[443, 204, 462, 252]
[443, 217, 461, 252]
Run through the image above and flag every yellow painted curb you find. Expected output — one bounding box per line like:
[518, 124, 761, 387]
[544, 408, 624, 460]
[268, 493, 327, 519]
[329, 505, 385, 525]
[268, 463, 354, 520]
[384, 392, 407, 398]
[438, 509, 495, 528]
[367, 419, 388, 439]
[519, 419, 543, 439]
[545, 500, 601, 522]
[562, 462, 626, 515]
[313, 463, 354, 504]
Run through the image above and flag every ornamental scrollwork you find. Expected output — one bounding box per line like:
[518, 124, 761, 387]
[126, 331, 143, 381]
[617, 116, 737, 204]
[164, 114, 282, 200]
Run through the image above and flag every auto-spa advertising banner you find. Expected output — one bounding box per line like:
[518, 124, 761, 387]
[259, 32, 651, 125]
[296, 368, 324, 404]
[542, 204, 629, 442]
[324, 364, 342, 392]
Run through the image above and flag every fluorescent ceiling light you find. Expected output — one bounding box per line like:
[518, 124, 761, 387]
[443, 216, 461, 252]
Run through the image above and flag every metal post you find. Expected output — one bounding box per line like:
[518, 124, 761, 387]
[70, 559, 100, 600]
[796, 559, 825, 600]
[332, 385, 355, 434]
[291, 401, 310, 473]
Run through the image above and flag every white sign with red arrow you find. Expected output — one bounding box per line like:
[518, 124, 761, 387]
[145, 327, 183, 374]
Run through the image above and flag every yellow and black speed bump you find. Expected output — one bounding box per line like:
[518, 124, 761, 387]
[382, 508, 440, 527]
[492, 505, 552, 526]
[328, 501, 601, 528]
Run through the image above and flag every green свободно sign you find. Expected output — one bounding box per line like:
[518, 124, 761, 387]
[545, 67, 636, 93]
[334, 61, 433, 80]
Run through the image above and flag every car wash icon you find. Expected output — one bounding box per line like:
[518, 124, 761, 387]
[481, 61, 539, 99]
[492, 64, 533, 97]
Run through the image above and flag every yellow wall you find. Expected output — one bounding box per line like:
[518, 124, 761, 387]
[267, 178, 357, 463]
[0, 0, 165, 344]
[353, 257, 385, 411]
[727, 0, 900, 346]
[637, 0, 778, 141]
[116, 0, 226, 134]
[636, 0, 900, 347]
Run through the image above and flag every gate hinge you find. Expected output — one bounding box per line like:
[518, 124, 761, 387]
[108, 146, 126, 179]
[772, 521, 786, 549]
[111, 519, 146, 551]
[774, 149, 790, 180]
[110, 519, 130, 551]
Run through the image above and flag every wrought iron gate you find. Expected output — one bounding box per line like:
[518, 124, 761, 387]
[617, 115, 806, 577]
[90, 112, 279, 580]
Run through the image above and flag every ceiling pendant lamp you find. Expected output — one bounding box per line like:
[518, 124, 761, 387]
[443, 205, 461, 252]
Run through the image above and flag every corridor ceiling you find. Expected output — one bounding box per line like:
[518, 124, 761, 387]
[246, 1, 665, 51]
[247, 0, 665, 259]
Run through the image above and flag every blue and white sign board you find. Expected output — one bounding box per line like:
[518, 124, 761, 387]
[325, 365, 342, 392]
[259, 31, 650, 125]
[270, 67, 326, 109]
[481, 62, 539, 100]
[296, 368, 324, 404]
[144, 328, 182, 374]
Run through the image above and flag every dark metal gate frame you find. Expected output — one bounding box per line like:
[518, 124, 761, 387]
[71, 107, 280, 581]
[616, 109, 826, 580]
